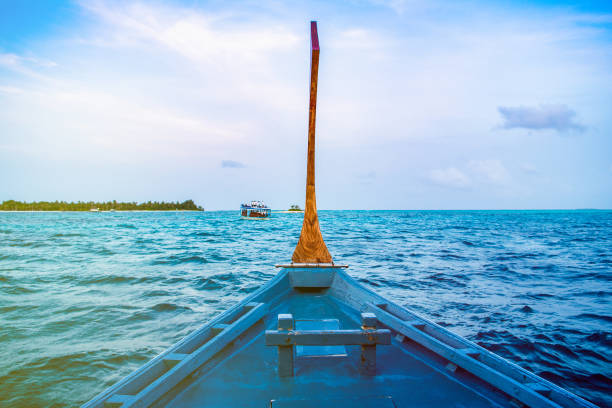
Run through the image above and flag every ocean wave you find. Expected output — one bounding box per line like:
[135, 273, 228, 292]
[574, 290, 612, 298]
[0, 305, 38, 314]
[0, 285, 39, 295]
[193, 273, 240, 291]
[358, 277, 381, 287]
[151, 303, 192, 313]
[80, 275, 140, 285]
[50, 233, 83, 238]
[93, 248, 116, 256]
[142, 290, 171, 297]
[189, 231, 212, 237]
[514, 292, 556, 300]
[575, 313, 612, 323]
[425, 273, 467, 287]
[194, 278, 224, 290]
[585, 331, 612, 347]
[163, 277, 189, 285]
[117, 223, 137, 229]
[0, 254, 20, 261]
[492, 252, 540, 261]
[151, 254, 208, 265]
[8, 241, 49, 248]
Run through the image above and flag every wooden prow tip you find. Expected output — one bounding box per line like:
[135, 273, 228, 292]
[292, 21, 333, 264]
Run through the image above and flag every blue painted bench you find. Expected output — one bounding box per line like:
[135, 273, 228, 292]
[265, 312, 391, 376]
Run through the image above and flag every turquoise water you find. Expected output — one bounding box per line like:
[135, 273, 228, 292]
[0, 210, 611, 407]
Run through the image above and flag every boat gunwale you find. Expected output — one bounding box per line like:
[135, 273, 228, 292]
[329, 267, 597, 408]
[81, 269, 292, 408]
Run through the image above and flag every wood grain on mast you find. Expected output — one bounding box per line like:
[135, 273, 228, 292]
[291, 21, 333, 264]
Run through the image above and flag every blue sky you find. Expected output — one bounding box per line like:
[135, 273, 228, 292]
[0, 0, 611, 210]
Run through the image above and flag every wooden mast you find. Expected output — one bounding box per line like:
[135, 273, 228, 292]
[292, 21, 333, 264]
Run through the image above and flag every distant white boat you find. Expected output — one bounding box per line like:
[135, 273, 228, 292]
[240, 200, 271, 219]
[89, 208, 100, 212]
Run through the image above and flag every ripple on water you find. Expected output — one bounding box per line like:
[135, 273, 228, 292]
[0, 285, 39, 295]
[425, 273, 467, 288]
[8, 241, 49, 248]
[515, 292, 556, 300]
[151, 303, 192, 313]
[80, 275, 141, 285]
[151, 254, 208, 265]
[193, 273, 241, 291]
[585, 331, 612, 348]
[116, 223, 137, 229]
[50, 233, 83, 238]
[575, 313, 612, 324]
[194, 277, 224, 290]
[142, 290, 171, 297]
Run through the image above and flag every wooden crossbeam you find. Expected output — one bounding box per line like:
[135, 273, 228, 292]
[266, 313, 390, 377]
[265, 329, 391, 346]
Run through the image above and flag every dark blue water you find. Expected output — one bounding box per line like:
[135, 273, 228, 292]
[0, 211, 610, 407]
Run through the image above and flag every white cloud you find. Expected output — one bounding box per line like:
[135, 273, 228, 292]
[368, 0, 429, 15]
[0, 85, 25, 95]
[355, 171, 377, 184]
[0, 85, 246, 159]
[330, 28, 386, 51]
[429, 167, 471, 189]
[429, 159, 512, 190]
[221, 160, 245, 168]
[467, 159, 510, 185]
[498, 104, 585, 132]
[0, 2, 307, 163]
[0, 53, 22, 67]
[520, 163, 538, 174]
[0, 53, 57, 81]
[0, 53, 57, 69]
[79, 1, 299, 63]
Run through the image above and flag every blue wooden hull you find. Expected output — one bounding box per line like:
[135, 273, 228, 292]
[83, 266, 595, 408]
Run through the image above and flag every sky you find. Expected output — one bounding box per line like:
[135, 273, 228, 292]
[0, 0, 611, 210]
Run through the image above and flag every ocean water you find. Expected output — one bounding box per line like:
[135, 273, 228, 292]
[0, 210, 610, 407]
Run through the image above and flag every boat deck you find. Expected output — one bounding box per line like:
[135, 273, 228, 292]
[87, 267, 594, 408]
[154, 289, 507, 408]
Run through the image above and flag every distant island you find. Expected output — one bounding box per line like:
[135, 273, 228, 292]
[0, 200, 204, 211]
[288, 204, 303, 212]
